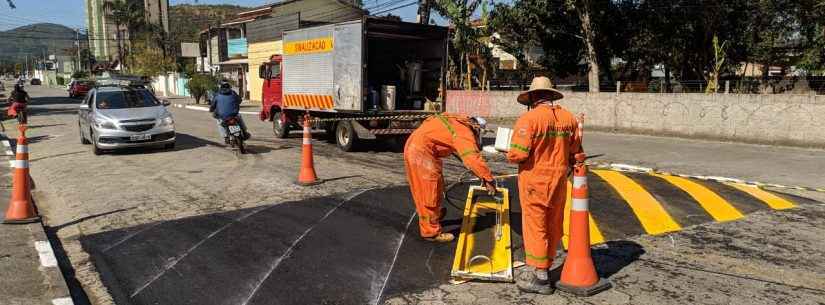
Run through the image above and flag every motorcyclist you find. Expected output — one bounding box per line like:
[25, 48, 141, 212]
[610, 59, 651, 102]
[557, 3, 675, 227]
[7, 83, 29, 124]
[209, 81, 250, 144]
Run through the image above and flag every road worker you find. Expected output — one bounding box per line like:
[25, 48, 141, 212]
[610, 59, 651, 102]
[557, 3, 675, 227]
[405, 114, 496, 242]
[507, 76, 583, 294]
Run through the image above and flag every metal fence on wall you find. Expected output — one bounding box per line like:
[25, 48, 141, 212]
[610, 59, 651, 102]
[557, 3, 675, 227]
[488, 77, 825, 95]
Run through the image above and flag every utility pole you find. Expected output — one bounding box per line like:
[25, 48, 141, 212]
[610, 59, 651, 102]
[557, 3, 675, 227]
[417, 0, 431, 24]
[76, 28, 82, 73]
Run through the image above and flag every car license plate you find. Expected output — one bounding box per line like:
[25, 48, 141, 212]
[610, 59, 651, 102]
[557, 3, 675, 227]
[228, 125, 241, 134]
[130, 134, 151, 141]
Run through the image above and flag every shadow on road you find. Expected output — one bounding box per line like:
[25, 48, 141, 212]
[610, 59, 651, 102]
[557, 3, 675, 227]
[593, 240, 646, 279]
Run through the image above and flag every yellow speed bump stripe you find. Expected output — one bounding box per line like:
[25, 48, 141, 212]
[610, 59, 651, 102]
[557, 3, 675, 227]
[651, 173, 745, 222]
[592, 170, 682, 235]
[562, 181, 605, 249]
[724, 183, 796, 210]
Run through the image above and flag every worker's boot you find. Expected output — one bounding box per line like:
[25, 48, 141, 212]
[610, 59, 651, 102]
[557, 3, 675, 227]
[423, 232, 454, 243]
[516, 267, 554, 295]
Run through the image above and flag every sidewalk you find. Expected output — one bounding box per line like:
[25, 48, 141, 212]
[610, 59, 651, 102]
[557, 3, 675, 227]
[165, 95, 260, 115]
[0, 134, 74, 305]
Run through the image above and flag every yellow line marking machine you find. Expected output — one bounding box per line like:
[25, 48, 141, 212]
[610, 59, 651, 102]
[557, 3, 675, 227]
[450, 184, 514, 283]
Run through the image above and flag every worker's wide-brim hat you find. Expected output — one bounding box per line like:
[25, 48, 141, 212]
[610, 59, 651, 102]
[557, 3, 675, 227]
[517, 76, 564, 105]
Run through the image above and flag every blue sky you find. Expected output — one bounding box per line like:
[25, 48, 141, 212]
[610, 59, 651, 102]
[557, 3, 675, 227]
[0, 0, 424, 31]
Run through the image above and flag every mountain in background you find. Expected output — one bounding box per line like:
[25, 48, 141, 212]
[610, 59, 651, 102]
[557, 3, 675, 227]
[169, 4, 249, 46]
[0, 23, 83, 62]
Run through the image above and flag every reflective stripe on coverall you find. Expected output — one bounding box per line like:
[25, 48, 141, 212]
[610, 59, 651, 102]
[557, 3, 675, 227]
[404, 114, 495, 238]
[507, 104, 583, 269]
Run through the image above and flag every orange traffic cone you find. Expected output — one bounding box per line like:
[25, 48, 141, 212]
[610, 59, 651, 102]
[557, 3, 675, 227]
[556, 153, 610, 296]
[3, 125, 39, 224]
[297, 113, 318, 186]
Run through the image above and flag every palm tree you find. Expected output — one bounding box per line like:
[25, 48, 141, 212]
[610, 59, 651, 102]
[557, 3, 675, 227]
[435, 0, 493, 90]
[103, 0, 145, 70]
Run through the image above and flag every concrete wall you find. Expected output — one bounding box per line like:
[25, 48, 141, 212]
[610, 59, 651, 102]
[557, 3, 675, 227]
[446, 90, 825, 147]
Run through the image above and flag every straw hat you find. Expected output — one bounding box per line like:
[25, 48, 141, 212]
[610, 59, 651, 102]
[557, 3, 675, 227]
[517, 76, 564, 105]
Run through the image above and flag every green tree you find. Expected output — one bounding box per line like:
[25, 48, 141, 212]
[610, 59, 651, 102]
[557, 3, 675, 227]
[186, 73, 217, 104]
[127, 35, 176, 78]
[566, 0, 600, 92]
[434, 0, 490, 89]
[104, 0, 146, 69]
[489, 0, 581, 79]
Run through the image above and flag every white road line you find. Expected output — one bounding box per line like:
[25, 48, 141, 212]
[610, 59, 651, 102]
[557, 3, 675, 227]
[34, 240, 58, 268]
[372, 213, 416, 305]
[239, 189, 371, 305]
[51, 297, 75, 305]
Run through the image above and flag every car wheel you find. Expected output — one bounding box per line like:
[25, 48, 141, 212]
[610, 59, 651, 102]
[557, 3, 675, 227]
[335, 121, 358, 152]
[79, 123, 90, 144]
[272, 111, 289, 138]
[91, 130, 103, 155]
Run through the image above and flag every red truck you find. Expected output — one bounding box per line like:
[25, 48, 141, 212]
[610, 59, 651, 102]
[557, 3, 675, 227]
[258, 18, 449, 151]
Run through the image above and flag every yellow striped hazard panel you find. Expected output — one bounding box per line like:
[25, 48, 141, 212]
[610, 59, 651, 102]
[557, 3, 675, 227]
[284, 94, 334, 109]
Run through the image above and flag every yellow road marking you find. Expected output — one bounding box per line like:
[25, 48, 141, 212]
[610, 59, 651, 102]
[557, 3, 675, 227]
[562, 181, 606, 249]
[724, 183, 796, 210]
[592, 170, 682, 235]
[651, 173, 744, 222]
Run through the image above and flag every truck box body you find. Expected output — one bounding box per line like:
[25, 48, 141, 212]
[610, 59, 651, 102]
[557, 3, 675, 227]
[278, 18, 448, 113]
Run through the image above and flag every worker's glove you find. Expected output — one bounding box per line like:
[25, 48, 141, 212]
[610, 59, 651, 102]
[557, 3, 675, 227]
[483, 180, 497, 196]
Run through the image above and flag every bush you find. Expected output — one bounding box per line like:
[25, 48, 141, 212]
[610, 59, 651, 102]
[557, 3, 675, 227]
[186, 73, 218, 104]
[56, 76, 65, 86]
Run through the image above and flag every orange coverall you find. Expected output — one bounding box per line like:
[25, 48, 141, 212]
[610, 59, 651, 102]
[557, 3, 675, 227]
[507, 104, 583, 269]
[404, 114, 494, 238]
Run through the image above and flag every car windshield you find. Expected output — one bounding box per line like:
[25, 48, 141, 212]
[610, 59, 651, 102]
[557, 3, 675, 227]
[78, 81, 94, 87]
[96, 90, 160, 109]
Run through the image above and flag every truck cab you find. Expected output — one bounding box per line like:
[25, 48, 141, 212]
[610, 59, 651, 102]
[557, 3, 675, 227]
[260, 55, 286, 135]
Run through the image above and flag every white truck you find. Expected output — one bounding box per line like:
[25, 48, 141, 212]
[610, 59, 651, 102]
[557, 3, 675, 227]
[258, 17, 450, 151]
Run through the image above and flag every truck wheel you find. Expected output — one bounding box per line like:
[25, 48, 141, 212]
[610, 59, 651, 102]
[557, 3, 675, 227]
[335, 121, 358, 152]
[272, 111, 289, 138]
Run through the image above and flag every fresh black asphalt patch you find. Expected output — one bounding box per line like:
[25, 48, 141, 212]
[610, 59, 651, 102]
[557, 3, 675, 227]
[79, 174, 809, 305]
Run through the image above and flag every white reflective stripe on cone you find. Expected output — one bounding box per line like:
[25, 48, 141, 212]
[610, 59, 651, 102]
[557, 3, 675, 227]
[572, 198, 589, 211]
[13, 160, 28, 168]
[303, 137, 311, 145]
[16, 145, 28, 154]
[573, 176, 587, 188]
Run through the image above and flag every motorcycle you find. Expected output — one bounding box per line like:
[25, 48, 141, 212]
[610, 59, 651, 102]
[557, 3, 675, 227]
[7, 98, 26, 125]
[221, 116, 247, 155]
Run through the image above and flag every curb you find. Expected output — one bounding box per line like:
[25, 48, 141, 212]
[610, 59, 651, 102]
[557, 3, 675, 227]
[173, 103, 258, 115]
[0, 132, 76, 305]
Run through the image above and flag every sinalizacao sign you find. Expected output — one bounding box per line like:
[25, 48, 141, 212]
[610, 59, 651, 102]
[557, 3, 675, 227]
[284, 37, 334, 55]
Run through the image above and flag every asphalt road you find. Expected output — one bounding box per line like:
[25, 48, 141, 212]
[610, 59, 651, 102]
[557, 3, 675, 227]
[12, 85, 825, 305]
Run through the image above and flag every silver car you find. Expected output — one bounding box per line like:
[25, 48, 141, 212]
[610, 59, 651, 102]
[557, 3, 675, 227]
[78, 86, 175, 155]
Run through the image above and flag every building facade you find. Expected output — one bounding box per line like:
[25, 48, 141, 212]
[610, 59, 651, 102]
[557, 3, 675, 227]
[85, 0, 170, 63]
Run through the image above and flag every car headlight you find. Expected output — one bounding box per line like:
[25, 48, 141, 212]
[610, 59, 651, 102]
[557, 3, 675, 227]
[159, 113, 174, 127]
[94, 117, 117, 130]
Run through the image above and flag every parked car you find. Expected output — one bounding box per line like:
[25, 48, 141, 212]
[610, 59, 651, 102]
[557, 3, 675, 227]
[30, 78, 41, 85]
[69, 80, 95, 98]
[78, 86, 175, 155]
